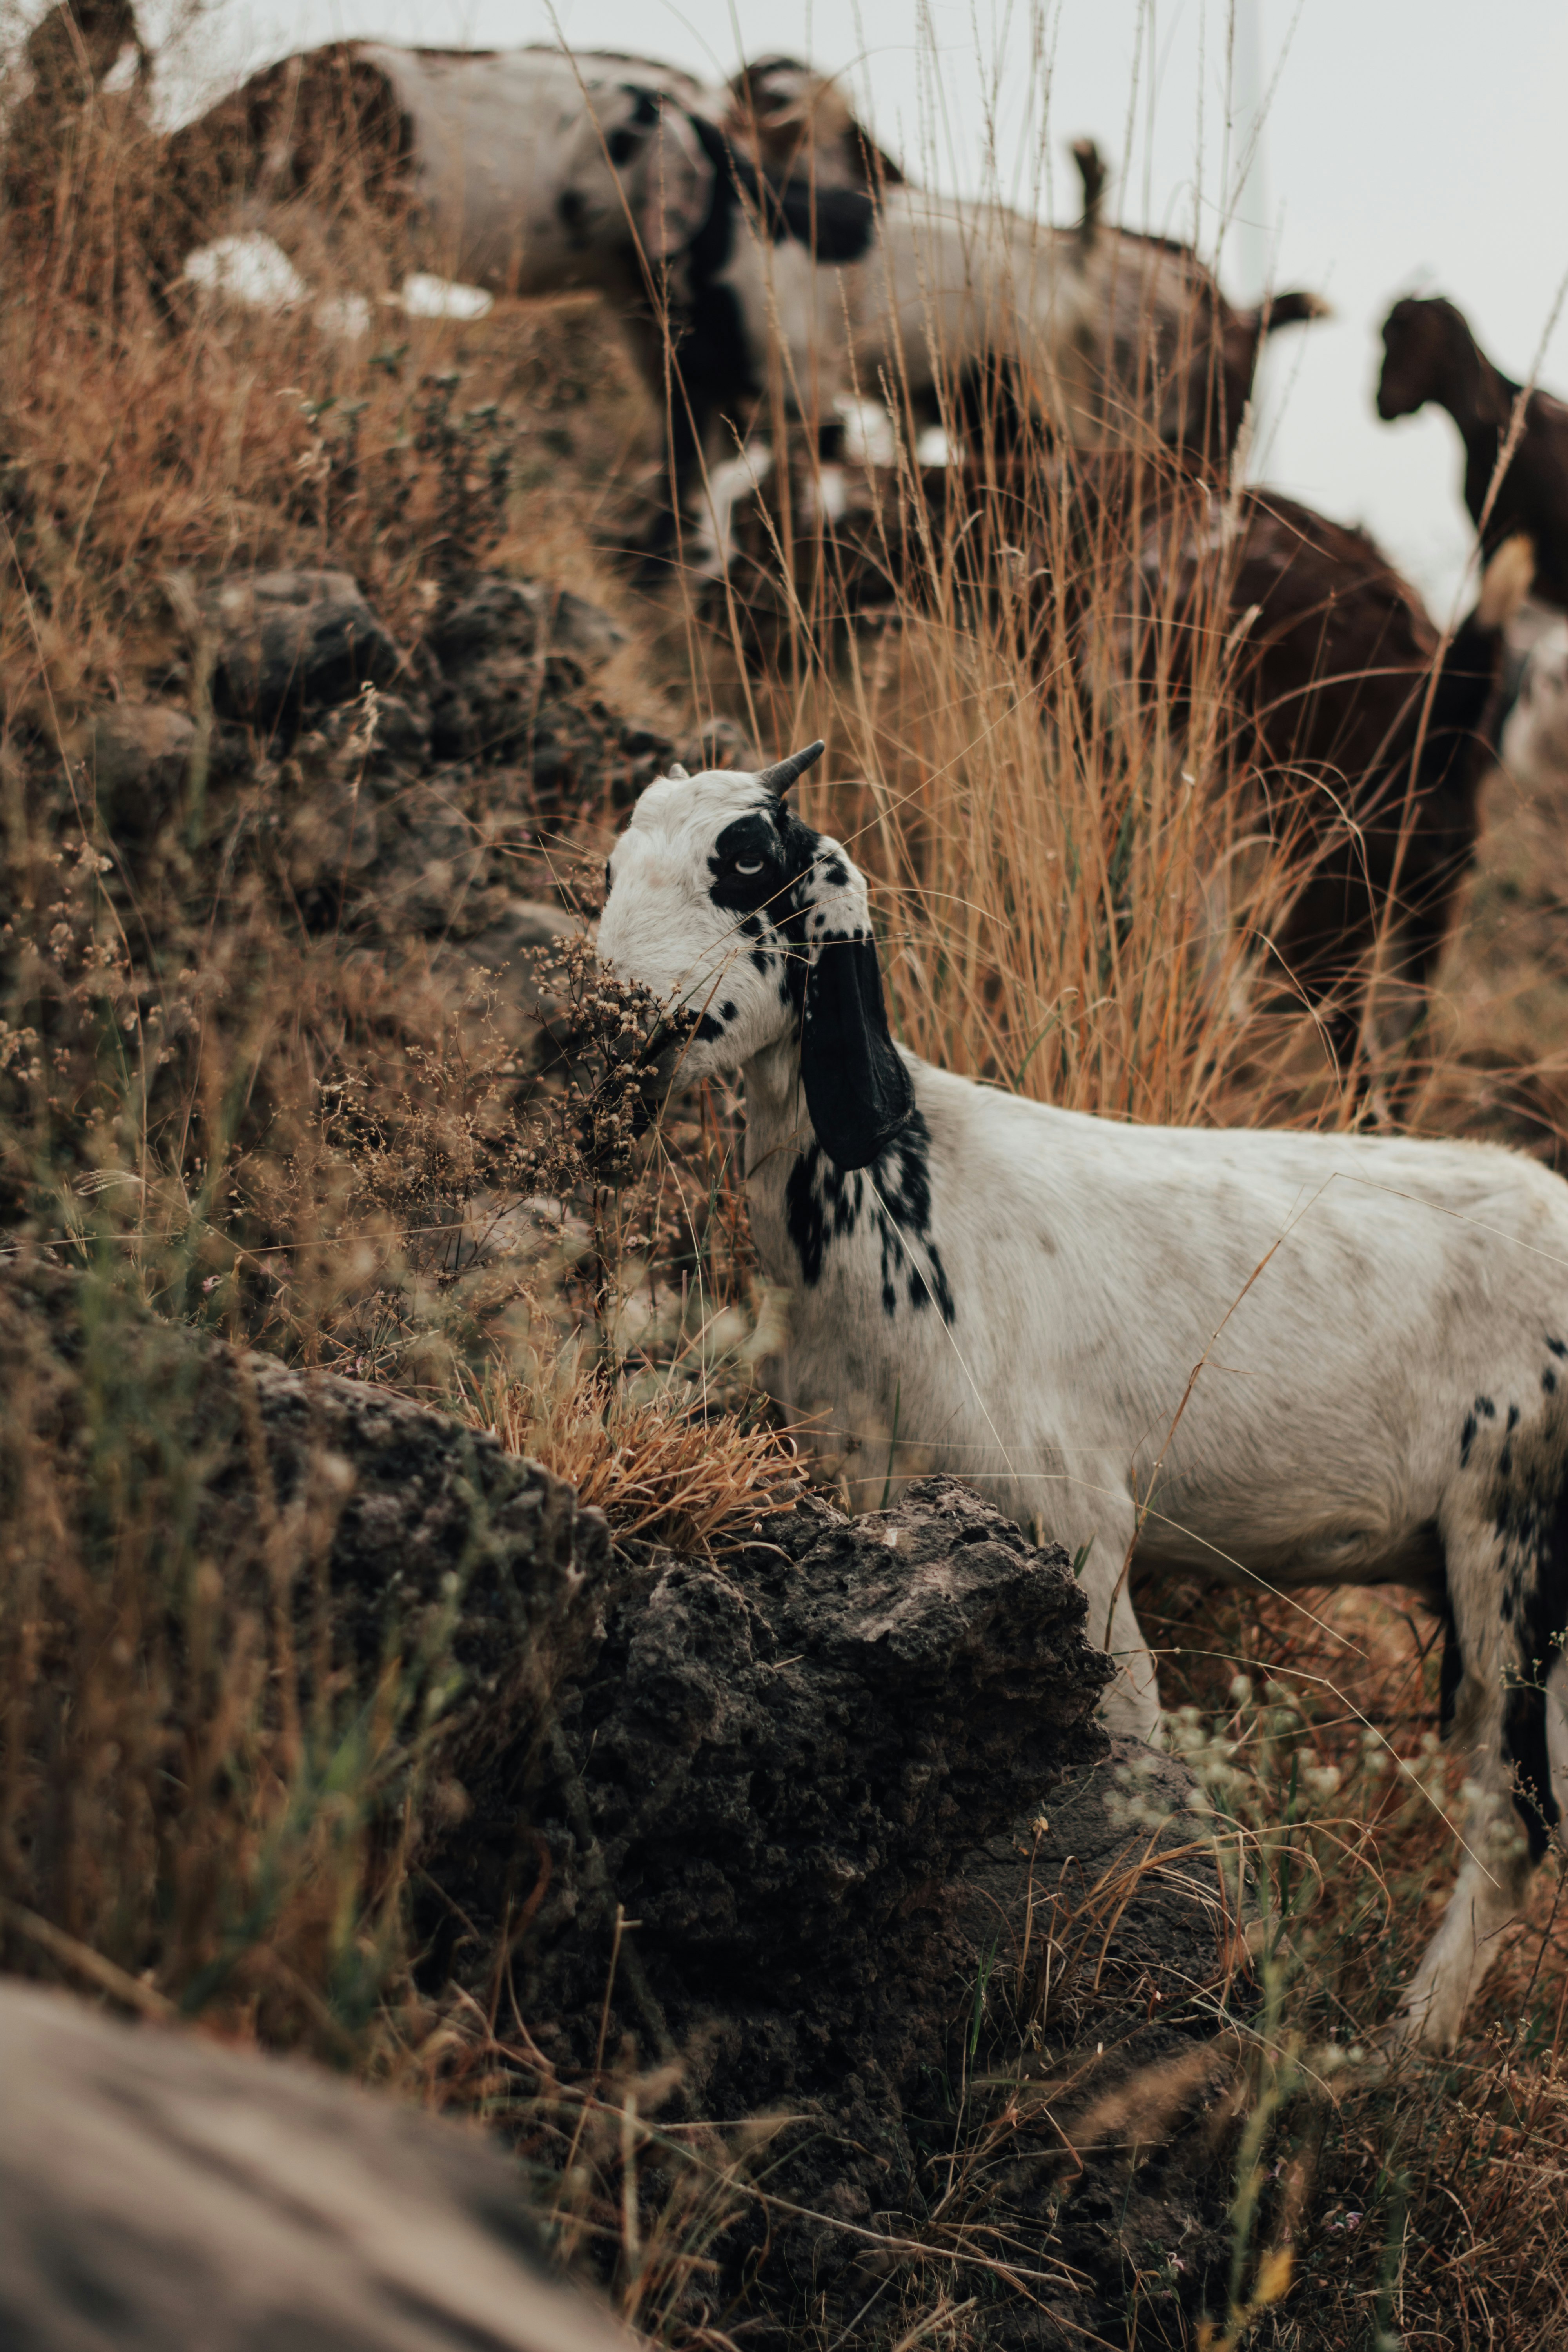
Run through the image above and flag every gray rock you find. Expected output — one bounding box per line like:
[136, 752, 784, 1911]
[75, 702, 195, 841]
[202, 569, 403, 734]
[314, 688, 433, 781]
[676, 716, 759, 773]
[0, 1981, 635, 2352]
[430, 576, 627, 672]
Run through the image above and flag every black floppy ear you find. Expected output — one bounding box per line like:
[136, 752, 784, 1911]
[800, 928, 913, 1171]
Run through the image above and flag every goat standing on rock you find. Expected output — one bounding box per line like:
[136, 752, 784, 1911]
[599, 739, 1568, 2055]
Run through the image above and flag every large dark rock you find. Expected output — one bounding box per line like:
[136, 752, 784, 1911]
[74, 702, 196, 842]
[423, 571, 670, 796]
[204, 568, 403, 733]
[0, 1265, 1246, 2348]
[0, 1981, 635, 2352]
[429, 575, 628, 673]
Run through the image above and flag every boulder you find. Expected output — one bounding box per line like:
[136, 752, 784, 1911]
[0, 1981, 635, 2352]
[429, 575, 628, 673]
[0, 1265, 1248, 2348]
[422, 572, 667, 794]
[201, 568, 403, 733]
[74, 702, 195, 842]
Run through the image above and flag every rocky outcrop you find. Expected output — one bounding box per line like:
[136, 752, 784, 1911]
[0, 1257, 612, 1835]
[0, 1264, 1248, 2348]
[0, 1981, 635, 2352]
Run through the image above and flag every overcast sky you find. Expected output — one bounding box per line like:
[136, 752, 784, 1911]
[154, 0, 1568, 615]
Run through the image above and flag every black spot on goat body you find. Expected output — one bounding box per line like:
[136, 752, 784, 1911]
[782, 1108, 955, 1325]
[692, 997, 742, 1044]
[1460, 1394, 1499, 1466]
[557, 186, 590, 249]
[782, 1144, 864, 1285]
[1438, 1591, 1463, 1734]
[1492, 1443, 1568, 1860]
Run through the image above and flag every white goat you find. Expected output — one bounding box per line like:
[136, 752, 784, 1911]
[598, 741, 1568, 2056]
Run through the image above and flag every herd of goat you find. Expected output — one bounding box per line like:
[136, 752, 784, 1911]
[19, 11, 1568, 2059]
[25, 16, 1568, 1080]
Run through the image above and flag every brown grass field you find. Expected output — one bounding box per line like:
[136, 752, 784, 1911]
[3, 60, 1568, 2351]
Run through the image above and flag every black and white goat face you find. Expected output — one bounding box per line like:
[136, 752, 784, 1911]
[597, 743, 912, 1170]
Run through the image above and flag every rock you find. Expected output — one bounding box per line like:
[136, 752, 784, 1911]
[312, 687, 434, 780]
[0, 1264, 1248, 2348]
[200, 568, 403, 733]
[74, 702, 195, 842]
[426, 1479, 1118, 2310]
[0, 1258, 611, 1826]
[676, 716, 759, 773]
[0, 1981, 635, 2352]
[430, 575, 627, 671]
[423, 572, 661, 793]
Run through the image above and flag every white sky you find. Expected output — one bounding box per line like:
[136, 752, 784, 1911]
[152, 0, 1568, 616]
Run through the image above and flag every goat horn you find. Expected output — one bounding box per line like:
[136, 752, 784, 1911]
[756, 740, 825, 797]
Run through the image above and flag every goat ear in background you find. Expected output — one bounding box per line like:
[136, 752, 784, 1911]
[635, 102, 715, 261]
[800, 920, 913, 1171]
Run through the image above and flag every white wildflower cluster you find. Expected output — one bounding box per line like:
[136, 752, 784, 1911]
[1106, 1742, 1180, 1831]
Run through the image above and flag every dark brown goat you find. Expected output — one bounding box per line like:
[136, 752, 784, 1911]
[1147, 485, 1526, 1058]
[1378, 295, 1568, 608]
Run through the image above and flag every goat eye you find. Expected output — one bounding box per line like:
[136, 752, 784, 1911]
[733, 857, 765, 876]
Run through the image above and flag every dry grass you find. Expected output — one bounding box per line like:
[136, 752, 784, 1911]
[3, 42, 1568, 2352]
[480, 1367, 801, 1555]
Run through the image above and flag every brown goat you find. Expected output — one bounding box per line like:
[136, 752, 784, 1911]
[722, 452, 1524, 1071]
[1378, 294, 1568, 609]
[1148, 485, 1526, 1059]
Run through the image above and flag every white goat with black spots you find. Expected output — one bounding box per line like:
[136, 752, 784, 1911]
[598, 739, 1568, 2056]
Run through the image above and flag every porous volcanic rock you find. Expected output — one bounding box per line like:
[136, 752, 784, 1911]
[1, 1264, 1247, 2347]
[429, 574, 629, 672]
